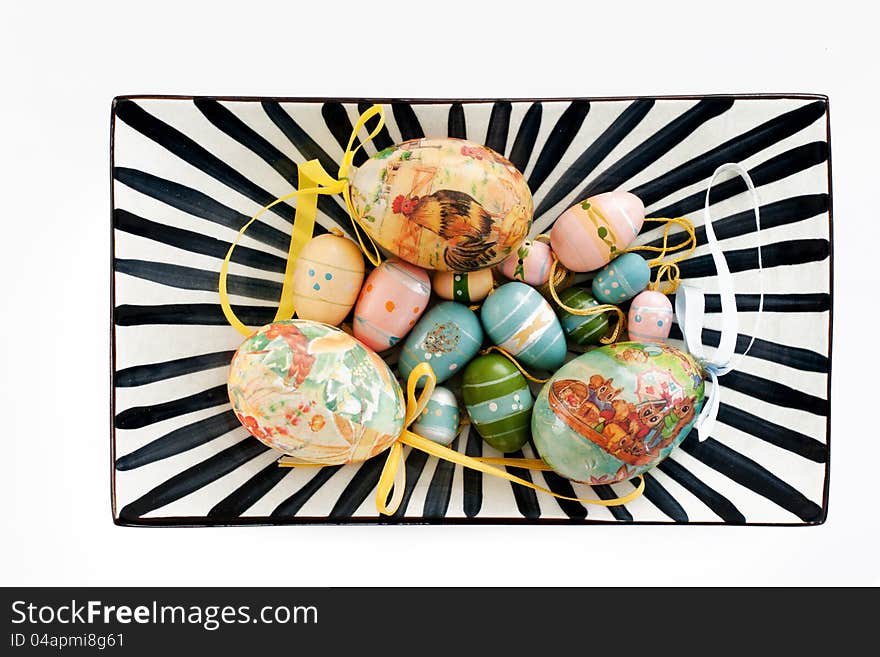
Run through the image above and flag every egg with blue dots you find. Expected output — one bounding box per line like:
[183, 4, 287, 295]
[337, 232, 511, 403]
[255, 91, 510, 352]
[628, 290, 673, 342]
[410, 386, 460, 446]
[432, 269, 494, 303]
[462, 353, 533, 452]
[291, 233, 365, 326]
[591, 252, 651, 304]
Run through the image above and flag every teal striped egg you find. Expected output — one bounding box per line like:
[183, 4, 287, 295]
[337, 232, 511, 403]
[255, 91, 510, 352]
[411, 386, 460, 445]
[556, 287, 610, 345]
[462, 353, 532, 452]
[591, 253, 651, 304]
[480, 282, 566, 372]
[399, 302, 483, 385]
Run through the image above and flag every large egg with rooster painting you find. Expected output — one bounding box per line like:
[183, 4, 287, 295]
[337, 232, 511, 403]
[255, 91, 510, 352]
[349, 138, 532, 272]
[227, 320, 405, 465]
[531, 342, 705, 484]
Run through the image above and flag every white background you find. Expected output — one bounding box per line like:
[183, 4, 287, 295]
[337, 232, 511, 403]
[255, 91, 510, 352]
[1, 0, 876, 586]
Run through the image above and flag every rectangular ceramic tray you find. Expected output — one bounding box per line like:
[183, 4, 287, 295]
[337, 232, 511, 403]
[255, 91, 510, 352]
[110, 94, 832, 526]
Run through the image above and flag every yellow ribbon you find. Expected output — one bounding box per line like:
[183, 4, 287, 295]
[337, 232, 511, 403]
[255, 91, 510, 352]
[479, 345, 550, 384]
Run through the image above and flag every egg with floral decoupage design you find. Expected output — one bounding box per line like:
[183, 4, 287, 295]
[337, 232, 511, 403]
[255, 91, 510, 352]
[291, 233, 364, 326]
[227, 320, 405, 465]
[628, 290, 673, 342]
[591, 253, 651, 304]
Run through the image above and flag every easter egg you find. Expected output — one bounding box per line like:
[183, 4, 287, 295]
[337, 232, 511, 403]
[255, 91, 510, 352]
[591, 253, 650, 304]
[398, 301, 484, 385]
[550, 191, 645, 272]
[628, 290, 673, 343]
[497, 239, 553, 286]
[531, 342, 705, 484]
[432, 269, 494, 303]
[462, 353, 532, 452]
[555, 287, 610, 346]
[349, 137, 532, 272]
[353, 258, 430, 352]
[411, 386, 460, 446]
[291, 233, 365, 325]
[227, 320, 405, 465]
[480, 282, 566, 372]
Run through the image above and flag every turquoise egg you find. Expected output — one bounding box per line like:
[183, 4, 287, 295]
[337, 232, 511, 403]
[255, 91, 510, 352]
[462, 353, 532, 452]
[411, 386, 460, 445]
[480, 282, 566, 372]
[555, 287, 610, 346]
[399, 301, 484, 385]
[591, 253, 651, 304]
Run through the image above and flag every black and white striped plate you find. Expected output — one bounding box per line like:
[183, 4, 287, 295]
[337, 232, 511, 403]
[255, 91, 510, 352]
[111, 95, 832, 525]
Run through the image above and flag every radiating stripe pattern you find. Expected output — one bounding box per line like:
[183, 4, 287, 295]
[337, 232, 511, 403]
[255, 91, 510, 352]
[112, 96, 831, 525]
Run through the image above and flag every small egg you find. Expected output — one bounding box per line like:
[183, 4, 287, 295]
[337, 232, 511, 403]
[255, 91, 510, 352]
[462, 353, 532, 453]
[497, 239, 553, 286]
[555, 287, 610, 345]
[292, 233, 364, 326]
[628, 290, 673, 343]
[550, 191, 645, 272]
[591, 253, 650, 304]
[411, 386, 460, 446]
[432, 269, 494, 303]
[353, 258, 431, 352]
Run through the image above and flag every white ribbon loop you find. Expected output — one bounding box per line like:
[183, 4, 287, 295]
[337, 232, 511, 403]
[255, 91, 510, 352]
[675, 163, 764, 441]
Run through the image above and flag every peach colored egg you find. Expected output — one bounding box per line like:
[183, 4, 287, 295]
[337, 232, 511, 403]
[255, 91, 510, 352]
[497, 239, 553, 286]
[292, 233, 365, 326]
[628, 290, 673, 343]
[432, 269, 495, 303]
[550, 191, 645, 272]
[353, 258, 431, 352]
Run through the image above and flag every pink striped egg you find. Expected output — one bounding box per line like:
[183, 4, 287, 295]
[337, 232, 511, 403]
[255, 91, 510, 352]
[497, 239, 553, 286]
[627, 290, 673, 343]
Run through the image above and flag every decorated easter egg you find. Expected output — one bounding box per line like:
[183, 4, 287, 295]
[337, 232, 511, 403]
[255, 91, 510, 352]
[432, 269, 494, 303]
[411, 386, 460, 446]
[591, 253, 651, 304]
[628, 290, 673, 343]
[550, 191, 645, 272]
[398, 301, 484, 385]
[497, 239, 553, 286]
[349, 138, 532, 272]
[531, 342, 705, 484]
[462, 353, 532, 452]
[353, 258, 430, 352]
[291, 233, 365, 325]
[555, 287, 610, 346]
[480, 282, 566, 372]
[227, 320, 405, 465]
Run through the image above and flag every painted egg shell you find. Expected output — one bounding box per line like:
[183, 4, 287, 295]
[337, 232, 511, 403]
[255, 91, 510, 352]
[550, 191, 645, 272]
[556, 287, 610, 346]
[628, 290, 673, 343]
[432, 269, 494, 303]
[292, 233, 365, 326]
[353, 258, 430, 352]
[480, 282, 566, 372]
[591, 253, 650, 304]
[227, 320, 405, 465]
[532, 341, 705, 484]
[497, 239, 553, 286]
[462, 353, 532, 453]
[349, 137, 532, 272]
[398, 301, 484, 385]
[411, 386, 460, 446]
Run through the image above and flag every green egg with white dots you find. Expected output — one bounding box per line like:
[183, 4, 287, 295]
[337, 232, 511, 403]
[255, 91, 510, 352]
[461, 353, 533, 452]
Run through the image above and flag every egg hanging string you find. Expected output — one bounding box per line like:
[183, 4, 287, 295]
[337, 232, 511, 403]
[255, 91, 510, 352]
[479, 345, 550, 384]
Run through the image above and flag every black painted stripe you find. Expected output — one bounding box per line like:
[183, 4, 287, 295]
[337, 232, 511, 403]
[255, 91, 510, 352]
[322, 102, 369, 168]
[633, 102, 827, 207]
[656, 458, 746, 523]
[447, 102, 466, 139]
[485, 101, 512, 154]
[717, 402, 827, 463]
[391, 103, 424, 140]
[115, 258, 280, 301]
[463, 427, 482, 518]
[115, 384, 229, 430]
[641, 473, 688, 522]
[507, 103, 541, 174]
[261, 101, 340, 174]
[590, 484, 633, 521]
[576, 98, 735, 199]
[117, 438, 269, 521]
[116, 410, 241, 470]
[115, 303, 276, 327]
[208, 460, 291, 518]
[422, 436, 459, 518]
[680, 434, 824, 522]
[328, 457, 386, 518]
[675, 239, 829, 278]
[535, 99, 654, 218]
[391, 449, 430, 518]
[116, 350, 234, 387]
[527, 101, 590, 193]
[721, 369, 828, 417]
[504, 449, 541, 519]
[536, 465, 588, 519]
[357, 102, 394, 151]
[114, 208, 287, 273]
[692, 293, 831, 314]
[114, 167, 294, 250]
[271, 465, 343, 517]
